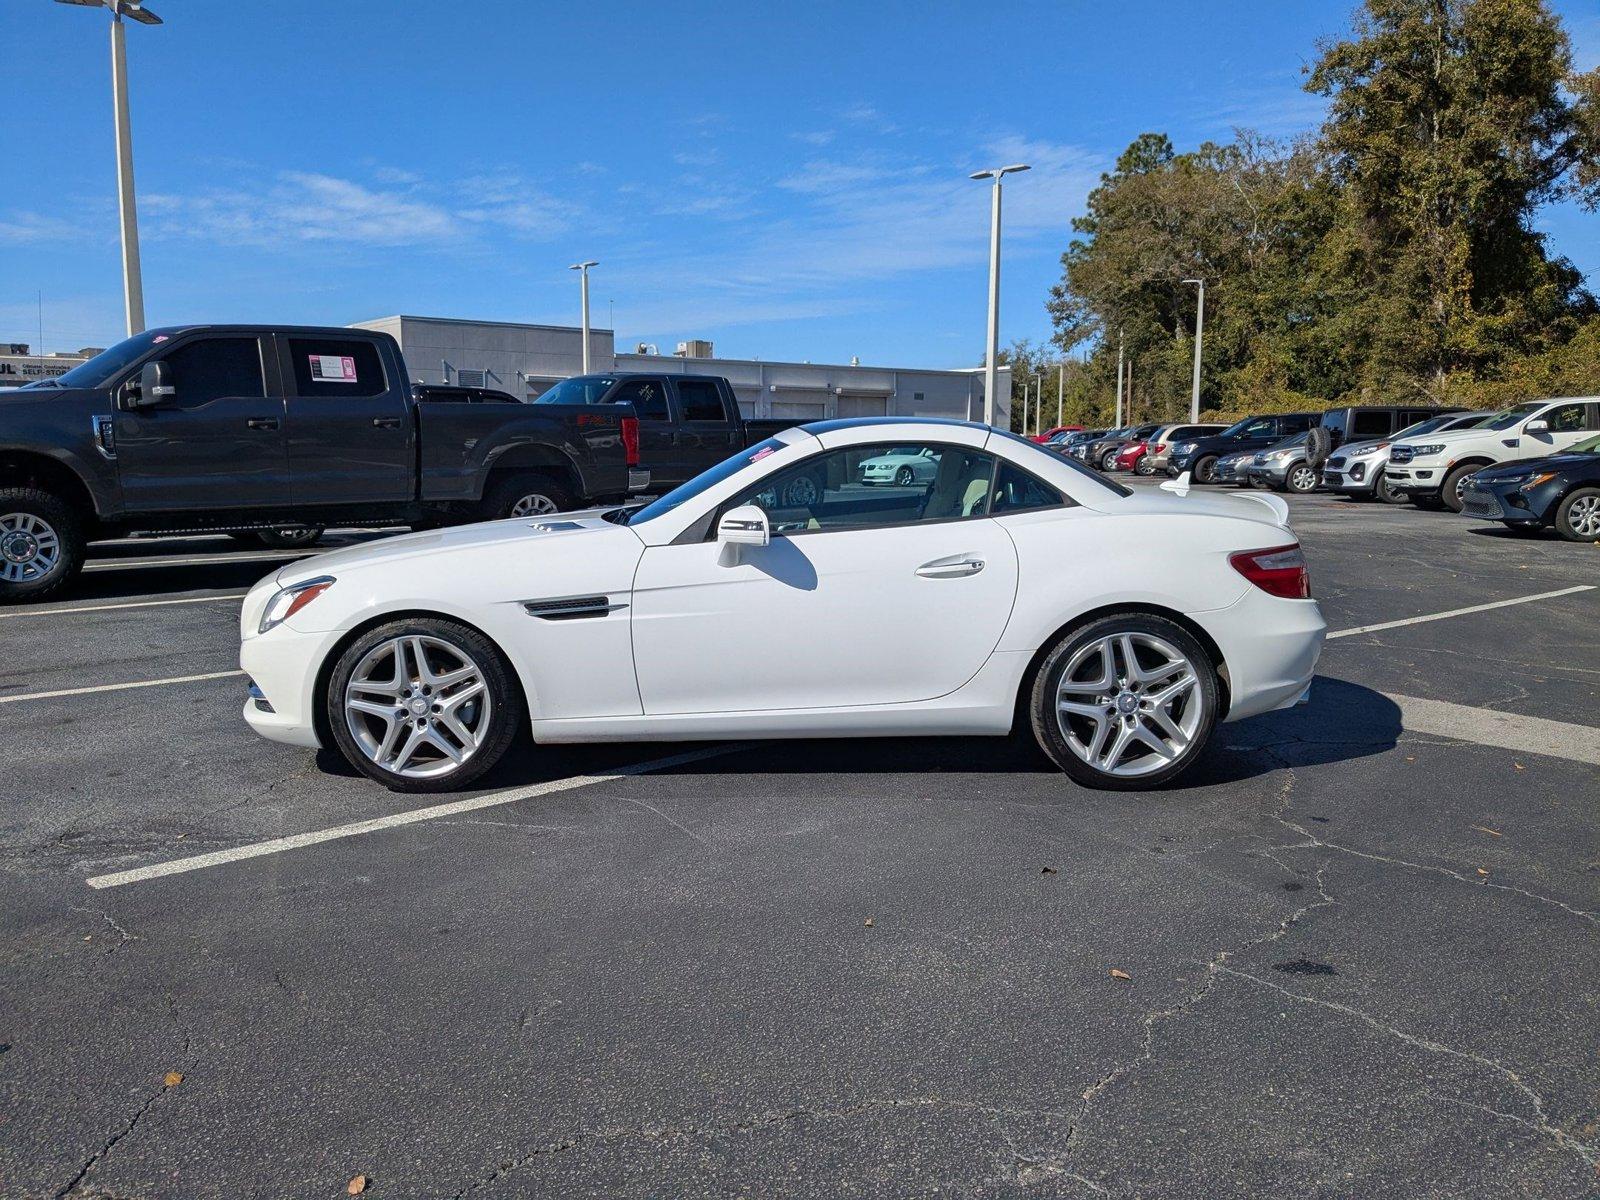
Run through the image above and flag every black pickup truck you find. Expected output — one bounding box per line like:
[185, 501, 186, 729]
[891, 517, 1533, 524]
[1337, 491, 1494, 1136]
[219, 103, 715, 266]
[0, 325, 782, 602]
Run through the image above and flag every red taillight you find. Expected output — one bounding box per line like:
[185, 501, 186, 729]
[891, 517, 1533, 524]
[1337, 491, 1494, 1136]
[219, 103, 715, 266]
[1229, 544, 1310, 599]
[1152, 442, 1166, 454]
[621, 416, 640, 466]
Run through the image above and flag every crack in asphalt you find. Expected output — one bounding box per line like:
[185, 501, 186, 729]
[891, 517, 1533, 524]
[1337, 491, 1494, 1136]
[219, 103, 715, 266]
[53, 993, 196, 1199]
[71, 905, 137, 954]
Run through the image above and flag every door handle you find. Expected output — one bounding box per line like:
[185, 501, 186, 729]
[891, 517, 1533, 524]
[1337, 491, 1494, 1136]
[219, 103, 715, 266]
[371, 416, 402, 429]
[245, 417, 279, 431]
[916, 555, 985, 579]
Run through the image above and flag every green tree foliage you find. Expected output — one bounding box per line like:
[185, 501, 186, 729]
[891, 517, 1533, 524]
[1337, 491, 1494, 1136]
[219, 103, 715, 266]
[1048, 0, 1600, 419]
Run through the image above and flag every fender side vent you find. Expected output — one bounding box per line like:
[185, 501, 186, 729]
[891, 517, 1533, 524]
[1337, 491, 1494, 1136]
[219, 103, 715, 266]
[522, 596, 626, 621]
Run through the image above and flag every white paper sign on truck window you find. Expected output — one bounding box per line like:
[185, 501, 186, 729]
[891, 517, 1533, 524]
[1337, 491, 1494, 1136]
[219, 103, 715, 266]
[309, 354, 357, 382]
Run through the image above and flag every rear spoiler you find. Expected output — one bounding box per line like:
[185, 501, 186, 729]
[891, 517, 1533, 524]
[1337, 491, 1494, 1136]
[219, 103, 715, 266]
[1161, 470, 1292, 527]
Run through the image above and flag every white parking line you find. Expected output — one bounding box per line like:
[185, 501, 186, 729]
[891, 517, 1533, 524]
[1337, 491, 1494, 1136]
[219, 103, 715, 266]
[0, 669, 245, 705]
[1393, 693, 1600, 767]
[85, 744, 747, 889]
[1327, 585, 1594, 640]
[0, 594, 245, 619]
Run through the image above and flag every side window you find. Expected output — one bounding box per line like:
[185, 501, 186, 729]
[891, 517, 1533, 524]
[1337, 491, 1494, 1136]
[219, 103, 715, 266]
[612, 379, 669, 420]
[676, 380, 728, 422]
[1350, 411, 1391, 438]
[1278, 414, 1313, 435]
[991, 463, 1067, 514]
[1540, 403, 1590, 432]
[159, 337, 264, 409]
[1241, 418, 1276, 437]
[286, 338, 386, 399]
[726, 443, 996, 535]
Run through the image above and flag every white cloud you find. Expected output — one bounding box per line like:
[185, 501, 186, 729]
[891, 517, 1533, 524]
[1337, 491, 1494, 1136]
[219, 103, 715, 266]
[790, 130, 835, 147]
[0, 211, 99, 245]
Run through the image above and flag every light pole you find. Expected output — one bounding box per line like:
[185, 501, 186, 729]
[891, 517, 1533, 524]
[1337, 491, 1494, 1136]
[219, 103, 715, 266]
[1030, 374, 1043, 436]
[1057, 361, 1065, 429]
[58, 0, 160, 337]
[970, 163, 1030, 428]
[1114, 331, 1125, 426]
[1183, 278, 1205, 422]
[569, 261, 598, 374]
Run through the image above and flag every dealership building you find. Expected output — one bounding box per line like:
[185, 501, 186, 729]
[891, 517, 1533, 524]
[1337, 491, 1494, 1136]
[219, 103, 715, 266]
[351, 315, 1007, 426]
[0, 344, 101, 388]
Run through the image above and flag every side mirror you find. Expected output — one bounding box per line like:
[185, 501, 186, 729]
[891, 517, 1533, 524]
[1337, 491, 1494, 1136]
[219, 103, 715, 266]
[718, 504, 770, 547]
[1525, 418, 1549, 434]
[131, 360, 174, 409]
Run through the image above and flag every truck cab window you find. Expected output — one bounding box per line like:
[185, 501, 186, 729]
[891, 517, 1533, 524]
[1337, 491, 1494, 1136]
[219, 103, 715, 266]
[286, 338, 386, 398]
[612, 379, 669, 420]
[677, 380, 727, 422]
[158, 337, 264, 408]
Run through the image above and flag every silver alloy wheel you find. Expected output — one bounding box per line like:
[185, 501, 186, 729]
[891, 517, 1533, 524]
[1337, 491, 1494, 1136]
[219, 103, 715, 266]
[783, 475, 820, 507]
[1289, 465, 1317, 491]
[266, 527, 321, 546]
[510, 492, 559, 517]
[0, 512, 61, 584]
[1569, 494, 1600, 538]
[1054, 631, 1203, 778]
[344, 635, 491, 779]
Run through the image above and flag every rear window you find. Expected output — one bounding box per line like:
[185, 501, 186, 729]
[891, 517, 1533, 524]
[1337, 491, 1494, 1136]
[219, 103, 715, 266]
[286, 338, 386, 398]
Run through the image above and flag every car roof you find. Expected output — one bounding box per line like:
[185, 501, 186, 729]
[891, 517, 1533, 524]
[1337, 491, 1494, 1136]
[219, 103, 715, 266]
[800, 416, 984, 435]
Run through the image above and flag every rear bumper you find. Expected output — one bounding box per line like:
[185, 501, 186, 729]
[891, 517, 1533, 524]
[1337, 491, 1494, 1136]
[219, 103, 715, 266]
[1192, 589, 1327, 723]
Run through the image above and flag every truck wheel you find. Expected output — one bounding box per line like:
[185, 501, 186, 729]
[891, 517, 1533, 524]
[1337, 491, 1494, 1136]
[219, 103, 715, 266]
[1374, 471, 1406, 504]
[1285, 463, 1319, 493]
[0, 487, 85, 604]
[483, 472, 575, 520]
[1440, 464, 1479, 513]
[1555, 487, 1600, 542]
[1192, 455, 1220, 484]
[250, 527, 325, 550]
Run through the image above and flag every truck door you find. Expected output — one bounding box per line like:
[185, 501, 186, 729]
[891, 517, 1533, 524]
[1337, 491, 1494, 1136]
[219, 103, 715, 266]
[278, 334, 413, 505]
[670, 378, 741, 480]
[607, 378, 679, 486]
[113, 332, 290, 512]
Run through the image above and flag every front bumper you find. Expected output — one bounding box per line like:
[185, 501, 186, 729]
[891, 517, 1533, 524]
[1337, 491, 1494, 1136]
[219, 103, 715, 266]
[1383, 461, 1443, 495]
[1244, 462, 1291, 487]
[240, 624, 343, 749]
[1461, 481, 1549, 524]
[1322, 457, 1377, 493]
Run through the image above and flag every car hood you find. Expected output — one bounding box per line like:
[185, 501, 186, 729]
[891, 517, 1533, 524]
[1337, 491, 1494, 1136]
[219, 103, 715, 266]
[0, 385, 100, 413]
[273, 509, 632, 586]
[1475, 452, 1598, 481]
[1394, 427, 1486, 450]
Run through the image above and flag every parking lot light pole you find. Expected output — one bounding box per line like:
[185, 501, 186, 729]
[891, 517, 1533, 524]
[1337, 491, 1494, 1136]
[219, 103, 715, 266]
[56, 0, 161, 337]
[1057, 362, 1064, 429]
[1115, 331, 1125, 426]
[970, 163, 1030, 428]
[1030, 374, 1043, 436]
[569, 261, 598, 374]
[1183, 278, 1205, 422]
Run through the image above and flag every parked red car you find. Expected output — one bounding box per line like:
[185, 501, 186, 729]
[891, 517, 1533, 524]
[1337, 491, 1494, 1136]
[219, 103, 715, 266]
[1114, 440, 1149, 472]
[1031, 425, 1084, 443]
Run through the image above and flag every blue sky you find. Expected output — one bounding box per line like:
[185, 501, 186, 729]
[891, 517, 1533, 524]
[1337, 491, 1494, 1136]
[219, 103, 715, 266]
[3, 0, 1597, 368]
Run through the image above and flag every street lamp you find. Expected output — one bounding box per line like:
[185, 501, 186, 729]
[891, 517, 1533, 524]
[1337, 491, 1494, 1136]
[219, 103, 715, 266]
[57, 0, 160, 337]
[569, 261, 598, 374]
[970, 163, 1030, 429]
[1029, 373, 1042, 437]
[1182, 278, 1205, 422]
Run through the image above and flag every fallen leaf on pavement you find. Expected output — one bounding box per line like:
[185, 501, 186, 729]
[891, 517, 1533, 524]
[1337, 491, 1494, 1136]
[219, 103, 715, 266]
[1041, 866, 1058, 875]
[1477, 869, 1490, 877]
[1513, 763, 1525, 771]
[1471, 825, 1502, 837]
[863, 918, 874, 927]
[163, 1072, 184, 1087]
[347, 1175, 368, 1195]
[1109, 968, 1132, 982]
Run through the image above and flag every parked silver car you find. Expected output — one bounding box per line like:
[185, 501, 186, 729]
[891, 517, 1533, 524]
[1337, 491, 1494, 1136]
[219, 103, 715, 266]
[1143, 423, 1227, 475]
[1323, 412, 1495, 503]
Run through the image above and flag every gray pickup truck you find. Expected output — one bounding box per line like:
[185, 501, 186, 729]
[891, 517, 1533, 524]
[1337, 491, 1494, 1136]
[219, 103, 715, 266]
[0, 325, 667, 602]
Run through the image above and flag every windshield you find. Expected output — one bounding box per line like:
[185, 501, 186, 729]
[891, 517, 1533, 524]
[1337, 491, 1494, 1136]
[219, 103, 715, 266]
[624, 437, 791, 524]
[533, 375, 619, 405]
[38, 329, 171, 390]
[1485, 402, 1546, 431]
[1389, 416, 1452, 440]
[1218, 418, 1255, 438]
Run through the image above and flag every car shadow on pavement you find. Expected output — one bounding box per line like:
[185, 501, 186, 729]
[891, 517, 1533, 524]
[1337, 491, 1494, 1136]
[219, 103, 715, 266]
[454, 675, 1400, 794]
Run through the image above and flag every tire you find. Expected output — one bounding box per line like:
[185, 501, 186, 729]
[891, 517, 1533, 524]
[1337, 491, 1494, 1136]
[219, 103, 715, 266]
[781, 472, 823, 508]
[1374, 471, 1406, 504]
[1029, 613, 1220, 791]
[0, 487, 85, 604]
[1285, 463, 1319, 494]
[1555, 487, 1600, 542]
[1100, 449, 1120, 472]
[1192, 455, 1220, 485]
[895, 466, 914, 487]
[326, 617, 523, 793]
[482, 471, 575, 521]
[1440, 464, 1480, 513]
[1411, 493, 1446, 511]
[1134, 456, 1154, 476]
[1305, 425, 1333, 468]
[248, 526, 325, 550]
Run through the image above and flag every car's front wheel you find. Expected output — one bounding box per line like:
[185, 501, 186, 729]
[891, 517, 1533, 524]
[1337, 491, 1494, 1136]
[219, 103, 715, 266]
[895, 466, 914, 486]
[1285, 463, 1319, 493]
[1374, 471, 1406, 504]
[1555, 487, 1600, 542]
[1192, 455, 1220, 484]
[1100, 449, 1120, 472]
[326, 618, 523, 792]
[1134, 456, 1154, 476]
[1440, 464, 1479, 513]
[1030, 614, 1220, 790]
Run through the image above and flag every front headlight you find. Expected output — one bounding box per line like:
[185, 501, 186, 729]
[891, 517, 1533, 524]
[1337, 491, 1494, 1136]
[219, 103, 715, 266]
[1519, 472, 1558, 492]
[1175, 442, 1195, 455]
[1268, 450, 1293, 462]
[259, 575, 335, 634]
[1408, 443, 1447, 457]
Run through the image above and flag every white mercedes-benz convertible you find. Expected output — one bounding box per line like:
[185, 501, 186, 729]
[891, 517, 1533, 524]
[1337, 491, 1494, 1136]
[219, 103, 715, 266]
[240, 418, 1325, 793]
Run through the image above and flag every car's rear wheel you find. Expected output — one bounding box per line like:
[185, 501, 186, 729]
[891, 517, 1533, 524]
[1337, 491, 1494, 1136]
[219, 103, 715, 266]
[1193, 455, 1219, 484]
[1030, 614, 1220, 791]
[1440, 464, 1479, 513]
[1374, 471, 1406, 504]
[1285, 464, 1319, 494]
[0, 488, 84, 605]
[1555, 487, 1600, 542]
[326, 618, 523, 793]
[1134, 456, 1154, 476]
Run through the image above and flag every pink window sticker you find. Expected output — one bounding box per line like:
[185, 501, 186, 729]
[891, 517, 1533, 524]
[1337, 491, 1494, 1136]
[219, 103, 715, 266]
[749, 445, 777, 462]
[152, 335, 169, 343]
[309, 354, 358, 382]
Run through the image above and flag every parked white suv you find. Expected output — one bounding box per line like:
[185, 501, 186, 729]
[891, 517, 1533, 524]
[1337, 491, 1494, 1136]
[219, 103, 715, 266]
[1385, 398, 1600, 511]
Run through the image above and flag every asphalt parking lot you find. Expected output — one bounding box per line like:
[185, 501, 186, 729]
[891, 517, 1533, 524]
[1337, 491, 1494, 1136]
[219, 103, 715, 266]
[2, 490, 1597, 1198]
